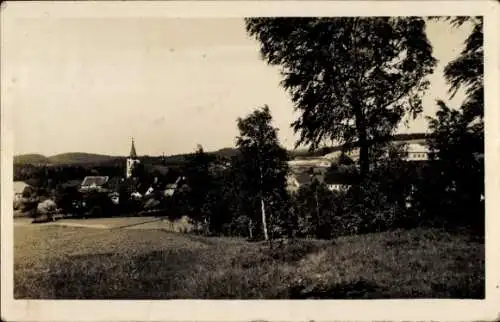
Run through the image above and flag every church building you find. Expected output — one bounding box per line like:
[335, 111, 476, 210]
[126, 138, 140, 178]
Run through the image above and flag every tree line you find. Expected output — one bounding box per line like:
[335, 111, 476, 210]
[181, 16, 484, 239]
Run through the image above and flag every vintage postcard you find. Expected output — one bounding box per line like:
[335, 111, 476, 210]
[1, 1, 499, 321]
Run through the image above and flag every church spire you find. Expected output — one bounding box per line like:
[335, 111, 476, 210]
[129, 138, 137, 158]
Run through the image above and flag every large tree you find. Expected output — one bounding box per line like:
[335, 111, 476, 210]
[427, 17, 484, 179]
[184, 144, 216, 229]
[235, 105, 290, 241]
[424, 17, 484, 229]
[424, 101, 484, 228]
[245, 17, 437, 177]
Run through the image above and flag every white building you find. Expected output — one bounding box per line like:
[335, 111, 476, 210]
[403, 143, 431, 161]
[287, 158, 331, 169]
[326, 183, 351, 192]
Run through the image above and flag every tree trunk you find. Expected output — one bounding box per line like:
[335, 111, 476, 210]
[261, 197, 269, 241]
[258, 165, 269, 241]
[358, 130, 369, 178]
[353, 98, 369, 179]
[248, 218, 253, 239]
[315, 186, 320, 237]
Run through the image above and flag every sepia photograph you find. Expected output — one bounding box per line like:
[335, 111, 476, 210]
[1, 1, 499, 321]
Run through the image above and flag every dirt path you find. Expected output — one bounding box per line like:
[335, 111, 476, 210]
[13, 216, 194, 231]
[14, 216, 162, 229]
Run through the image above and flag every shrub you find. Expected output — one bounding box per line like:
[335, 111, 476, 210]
[291, 162, 409, 239]
[36, 199, 57, 215]
[55, 186, 82, 215]
[342, 180, 400, 234]
[80, 191, 117, 218]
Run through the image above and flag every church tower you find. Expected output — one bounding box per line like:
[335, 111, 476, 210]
[126, 138, 140, 178]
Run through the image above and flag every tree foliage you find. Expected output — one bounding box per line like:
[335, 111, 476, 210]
[184, 145, 215, 226]
[441, 17, 483, 122]
[423, 17, 484, 232]
[293, 179, 340, 239]
[234, 105, 290, 240]
[245, 17, 436, 177]
[425, 101, 484, 229]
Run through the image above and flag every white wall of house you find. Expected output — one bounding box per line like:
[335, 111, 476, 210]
[327, 184, 350, 192]
[288, 159, 331, 168]
[403, 143, 431, 161]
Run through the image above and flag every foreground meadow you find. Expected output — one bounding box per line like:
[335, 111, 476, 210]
[14, 225, 484, 299]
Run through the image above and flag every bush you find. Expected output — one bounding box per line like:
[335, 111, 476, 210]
[224, 215, 253, 238]
[55, 186, 82, 216]
[80, 191, 117, 218]
[342, 180, 400, 234]
[291, 160, 412, 239]
[293, 181, 336, 238]
[36, 199, 57, 215]
[408, 160, 484, 233]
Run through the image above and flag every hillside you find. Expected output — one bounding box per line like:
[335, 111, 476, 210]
[14, 153, 122, 165]
[13, 154, 50, 165]
[14, 226, 484, 299]
[210, 147, 240, 158]
[48, 153, 121, 165]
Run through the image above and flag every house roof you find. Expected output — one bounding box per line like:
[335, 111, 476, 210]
[81, 176, 109, 187]
[14, 181, 30, 194]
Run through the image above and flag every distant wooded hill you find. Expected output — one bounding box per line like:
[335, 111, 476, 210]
[14, 133, 428, 165]
[14, 153, 122, 166]
[13, 149, 240, 166]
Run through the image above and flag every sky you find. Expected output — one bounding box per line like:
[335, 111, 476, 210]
[3, 17, 471, 157]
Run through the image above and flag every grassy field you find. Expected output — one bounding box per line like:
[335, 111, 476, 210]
[14, 225, 484, 299]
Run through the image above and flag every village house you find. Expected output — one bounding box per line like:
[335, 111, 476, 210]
[14, 181, 33, 202]
[402, 142, 431, 162]
[286, 169, 356, 194]
[287, 158, 331, 169]
[286, 172, 314, 194]
[163, 176, 187, 197]
[323, 172, 358, 192]
[79, 176, 110, 193]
